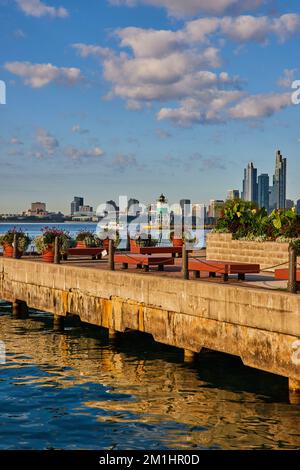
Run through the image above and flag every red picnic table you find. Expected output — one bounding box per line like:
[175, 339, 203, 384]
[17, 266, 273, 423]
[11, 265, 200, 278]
[130, 245, 182, 257]
[114, 253, 174, 271]
[275, 269, 300, 281]
[63, 247, 105, 260]
[188, 259, 260, 281]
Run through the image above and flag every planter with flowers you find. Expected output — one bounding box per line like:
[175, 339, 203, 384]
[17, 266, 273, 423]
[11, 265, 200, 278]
[75, 231, 102, 248]
[97, 228, 120, 250]
[34, 227, 70, 263]
[0, 228, 30, 258]
[130, 234, 157, 252]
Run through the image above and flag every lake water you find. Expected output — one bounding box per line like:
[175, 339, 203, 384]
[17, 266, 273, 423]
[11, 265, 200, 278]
[0, 303, 299, 450]
[0, 222, 208, 250]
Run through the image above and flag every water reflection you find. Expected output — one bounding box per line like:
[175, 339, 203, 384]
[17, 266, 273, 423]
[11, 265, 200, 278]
[0, 304, 299, 450]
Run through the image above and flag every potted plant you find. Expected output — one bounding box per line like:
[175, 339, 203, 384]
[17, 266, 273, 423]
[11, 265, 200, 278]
[97, 228, 120, 250]
[130, 234, 157, 252]
[169, 231, 183, 247]
[75, 231, 101, 248]
[34, 227, 70, 263]
[0, 228, 30, 259]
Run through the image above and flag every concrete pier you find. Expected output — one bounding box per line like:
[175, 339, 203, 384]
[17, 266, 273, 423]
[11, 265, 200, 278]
[0, 257, 300, 392]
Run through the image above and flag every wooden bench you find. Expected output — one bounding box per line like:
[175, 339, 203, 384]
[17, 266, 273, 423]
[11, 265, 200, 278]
[188, 259, 260, 281]
[63, 247, 105, 260]
[114, 253, 174, 271]
[275, 269, 300, 281]
[131, 246, 182, 257]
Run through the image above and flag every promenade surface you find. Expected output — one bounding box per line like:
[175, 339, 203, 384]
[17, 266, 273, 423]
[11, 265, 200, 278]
[18, 251, 290, 292]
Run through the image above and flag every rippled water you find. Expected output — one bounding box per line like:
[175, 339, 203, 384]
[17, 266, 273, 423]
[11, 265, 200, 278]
[0, 302, 299, 450]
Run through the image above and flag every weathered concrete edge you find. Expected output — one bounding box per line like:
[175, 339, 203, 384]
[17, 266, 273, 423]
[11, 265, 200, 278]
[1, 258, 300, 381]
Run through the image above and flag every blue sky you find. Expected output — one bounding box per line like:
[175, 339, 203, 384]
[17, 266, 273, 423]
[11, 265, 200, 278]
[0, 0, 299, 213]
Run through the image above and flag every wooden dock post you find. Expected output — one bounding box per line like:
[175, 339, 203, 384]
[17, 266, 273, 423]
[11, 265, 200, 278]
[109, 239, 115, 271]
[288, 244, 297, 294]
[54, 236, 60, 265]
[182, 244, 189, 280]
[12, 233, 18, 259]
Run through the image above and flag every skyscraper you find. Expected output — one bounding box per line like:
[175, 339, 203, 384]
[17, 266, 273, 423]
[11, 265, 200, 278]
[297, 200, 300, 214]
[227, 190, 240, 200]
[242, 162, 258, 203]
[71, 196, 84, 215]
[258, 174, 269, 212]
[274, 150, 287, 209]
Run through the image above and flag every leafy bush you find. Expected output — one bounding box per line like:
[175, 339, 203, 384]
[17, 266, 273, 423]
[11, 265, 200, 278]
[75, 231, 102, 247]
[0, 228, 31, 252]
[215, 200, 300, 240]
[34, 227, 70, 254]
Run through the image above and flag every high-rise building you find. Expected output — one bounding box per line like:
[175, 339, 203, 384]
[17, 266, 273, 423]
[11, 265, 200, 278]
[242, 162, 258, 203]
[227, 190, 240, 200]
[297, 200, 300, 214]
[274, 150, 287, 209]
[286, 199, 294, 210]
[71, 196, 84, 215]
[208, 200, 224, 219]
[257, 174, 269, 212]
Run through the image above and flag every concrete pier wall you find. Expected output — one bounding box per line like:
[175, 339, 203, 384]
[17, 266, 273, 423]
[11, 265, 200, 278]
[0, 258, 299, 382]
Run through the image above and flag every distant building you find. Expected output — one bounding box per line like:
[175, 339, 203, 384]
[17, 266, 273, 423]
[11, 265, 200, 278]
[31, 202, 46, 213]
[79, 205, 93, 213]
[26, 201, 48, 217]
[227, 190, 240, 201]
[286, 199, 294, 210]
[208, 200, 224, 219]
[274, 150, 287, 209]
[258, 174, 269, 212]
[297, 200, 300, 214]
[242, 162, 258, 203]
[71, 196, 84, 215]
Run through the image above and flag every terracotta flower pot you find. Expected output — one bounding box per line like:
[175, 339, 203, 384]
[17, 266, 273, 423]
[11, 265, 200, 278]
[2, 243, 22, 259]
[103, 239, 110, 250]
[172, 238, 183, 247]
[76, 241, 87, 248]
[42, 245, 55, 263]
[130, 239, 139, 253]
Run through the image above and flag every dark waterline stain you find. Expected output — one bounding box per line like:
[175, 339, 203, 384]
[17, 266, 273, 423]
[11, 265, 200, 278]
[0, 304, 300, 450]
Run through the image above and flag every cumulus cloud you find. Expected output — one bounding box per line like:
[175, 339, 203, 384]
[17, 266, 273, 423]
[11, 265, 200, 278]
[109, 0, 265, 18]
[4, 61, 82, 88]
[111, 154, 139, 171]
[36, 128, 59, 154]
[277, 69, 297, 88]
[71, 43, 112, 59]
[228, 92, 291, 119]
[10, 137, 24, 145]
[16, 0, 68, 18]
[64, 146, 105, 160]
[71, 124, 89, 134]
[76, 11, 298, 126]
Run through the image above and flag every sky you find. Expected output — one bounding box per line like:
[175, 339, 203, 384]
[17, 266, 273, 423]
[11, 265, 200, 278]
[0, 0, 300, 214]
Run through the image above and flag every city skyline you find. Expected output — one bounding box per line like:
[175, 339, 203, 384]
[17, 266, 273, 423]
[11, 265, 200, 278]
[1, 1, 300, 212]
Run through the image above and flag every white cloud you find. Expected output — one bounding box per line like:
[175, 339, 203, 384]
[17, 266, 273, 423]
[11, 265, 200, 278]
[64, 146, 105, 160]
[10, 137, 24, 145]
[16, 0, 68, 18]
[71, 125, 89, 134]
[277, 68, 297, 88]
[4, 61, 82, 88]
[228, 92, 291, 119]
[109, 0, 265, 17]
[111, 154, 139, 171]
[36, 128, 59, 154]
[71, 43, 112, 59]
